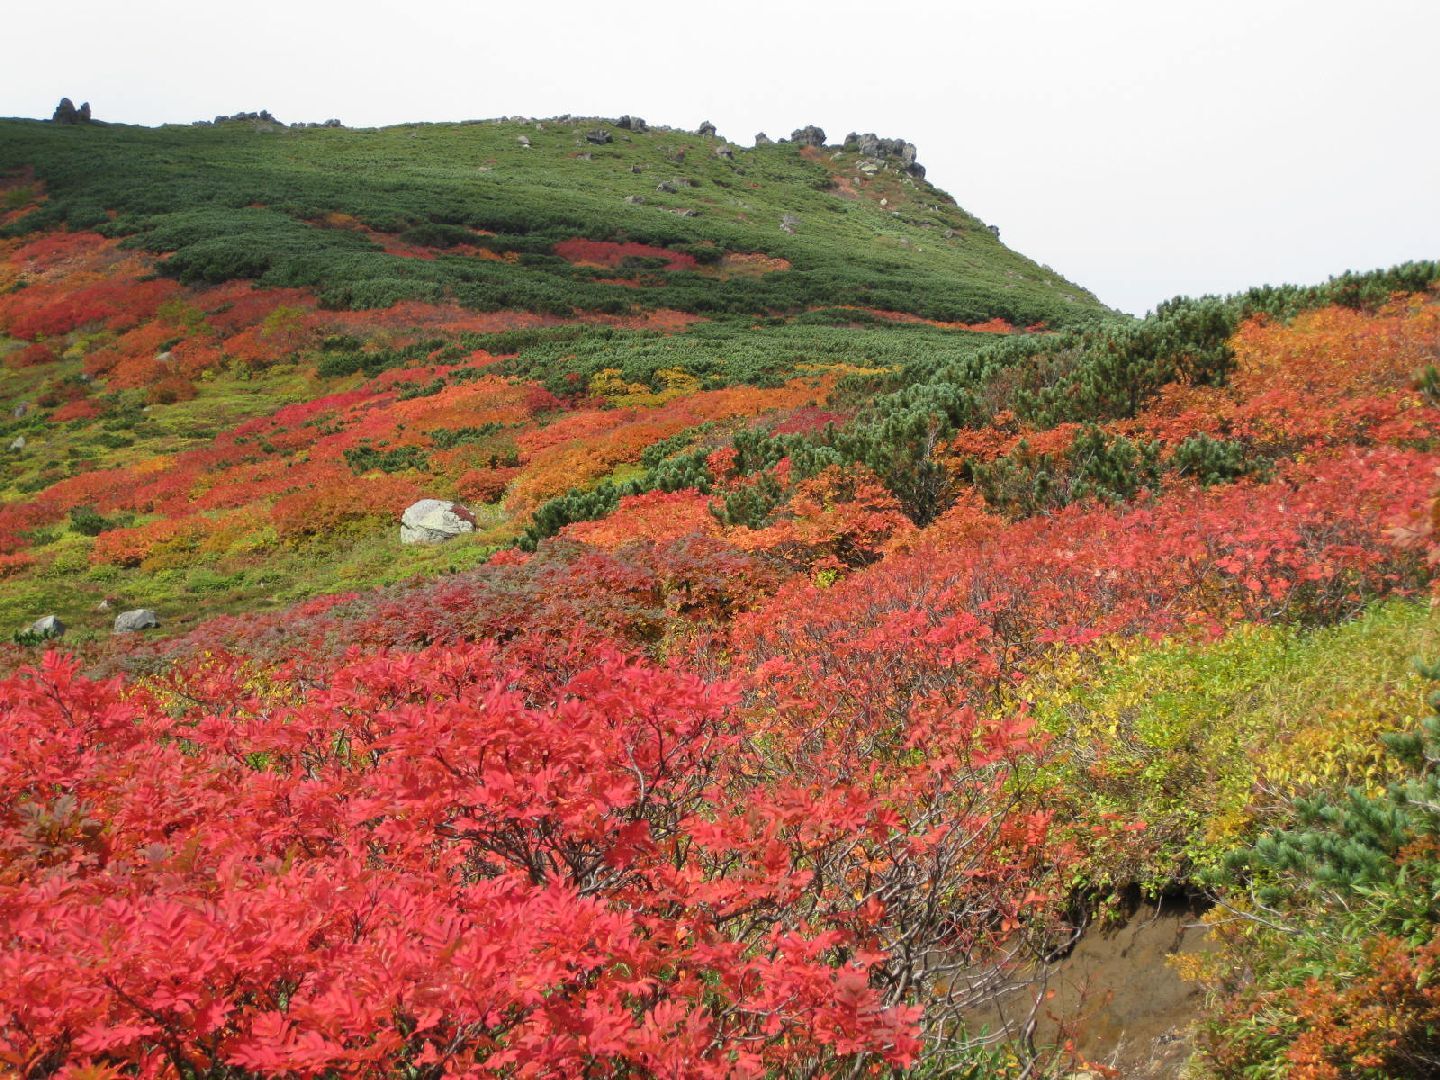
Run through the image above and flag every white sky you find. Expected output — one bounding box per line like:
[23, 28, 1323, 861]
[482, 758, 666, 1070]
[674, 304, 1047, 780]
[4, 0, 1437, 315]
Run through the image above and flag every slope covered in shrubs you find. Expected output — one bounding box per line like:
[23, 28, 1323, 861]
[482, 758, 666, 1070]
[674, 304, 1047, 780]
[2, 115, 1440, 1077]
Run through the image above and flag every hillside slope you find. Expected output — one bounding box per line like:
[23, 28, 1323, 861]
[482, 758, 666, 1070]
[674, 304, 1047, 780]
[3, 110, 1440, 1078]
[0, 114, 1105, 635]
[0, 115, 1103, 323]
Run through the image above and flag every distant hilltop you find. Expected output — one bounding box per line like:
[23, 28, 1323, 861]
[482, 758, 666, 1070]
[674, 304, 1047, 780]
[41, 99, 927, 174]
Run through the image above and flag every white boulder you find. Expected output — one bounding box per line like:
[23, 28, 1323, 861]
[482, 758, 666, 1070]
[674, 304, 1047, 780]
[400, 499, 478, 544]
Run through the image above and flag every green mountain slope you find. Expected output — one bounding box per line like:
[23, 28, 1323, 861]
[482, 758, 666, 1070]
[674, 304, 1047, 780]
[0, 115, 1105, 324]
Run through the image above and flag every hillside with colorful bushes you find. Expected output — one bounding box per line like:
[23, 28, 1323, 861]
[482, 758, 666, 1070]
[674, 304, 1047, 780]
[2, 113, 1440, 1077]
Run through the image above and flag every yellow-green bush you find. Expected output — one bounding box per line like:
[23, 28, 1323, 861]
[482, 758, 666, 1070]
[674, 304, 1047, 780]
[1022, 601, 1440, 888]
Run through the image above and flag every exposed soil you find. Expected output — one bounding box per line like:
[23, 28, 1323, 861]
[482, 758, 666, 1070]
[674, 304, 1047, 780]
[967, 889, 1214, 1077]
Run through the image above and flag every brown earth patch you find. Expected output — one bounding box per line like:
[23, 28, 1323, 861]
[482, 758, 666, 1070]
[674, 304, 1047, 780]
[967, 890, 1214, 1077]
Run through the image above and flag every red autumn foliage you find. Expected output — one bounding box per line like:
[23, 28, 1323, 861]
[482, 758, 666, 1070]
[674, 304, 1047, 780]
[3, 342, 58, 369]
[0, 629, 1062, 1076]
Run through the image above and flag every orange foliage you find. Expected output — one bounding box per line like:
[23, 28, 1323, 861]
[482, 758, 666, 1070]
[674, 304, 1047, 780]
[562, 489, 721, 549]
[727, 465, 916, 570]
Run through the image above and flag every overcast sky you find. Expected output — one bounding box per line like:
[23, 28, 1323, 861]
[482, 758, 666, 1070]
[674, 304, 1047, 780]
[5, 0, 1437, 315]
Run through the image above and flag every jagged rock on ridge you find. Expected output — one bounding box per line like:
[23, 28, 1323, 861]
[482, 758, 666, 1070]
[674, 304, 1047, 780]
[697, 120, 717, 137]
[400, 499, 478, 544]
[52, 98, 92, 124]
[114, 609, 160, 633]
[617, 115, 648, 132]
[791, 125, 826, 147]
[754, 132, 772, 146]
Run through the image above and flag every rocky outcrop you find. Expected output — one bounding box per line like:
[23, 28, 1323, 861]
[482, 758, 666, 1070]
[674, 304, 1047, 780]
[697, 120, 717, 137]
[203, 110, 282, 126]
[844, 133, 926, 178]
[617, 115, 648, 133]
[52, 98, 92, 124]
[400, 499, 478, 544]
[585, 128, 613, 145]
[754, 132, 772, 146]
[790, 125, 826, 147]
[114, 609, 160, 633]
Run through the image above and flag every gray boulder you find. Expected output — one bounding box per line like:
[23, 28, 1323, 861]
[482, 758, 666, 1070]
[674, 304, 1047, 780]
[617, 115, 648, 133]
[12, 403, 28, 419]
[656, 180, 679, 194]
[697, 120, 717, 137]
[8, 436, 25, 452]
[624, 195, 646, 205]
[987, 224, 1001, 239]
[400, 499, 478, 544]
[585, 128, 612, 145]
[780, 212, 801, 234]
[27, 615, 65, 639]
[754, 132, 772, 146]
[791, 125, 826, 147]
[714, 145, 734, 160]
[114, 609, 160, 633]
[517, 134, 531, 148]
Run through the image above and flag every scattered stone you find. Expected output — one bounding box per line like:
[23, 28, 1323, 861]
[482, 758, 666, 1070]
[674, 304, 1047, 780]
[754, 132, 772, 146]
[697, 120, 717, 137]
[400, 499, 478, 544]
[516, 134, 531, 148]
[27, 615, 65, 639]
[11, 403, 28, 419]
[790, 125, 826, 147]
[616, 115, 648, 132]
[671, 208, 699, 218]
[857, 160, 880, 176]
[95, 598, 112, 612]
[630, 165, 644, 173]
[52, 98, 93, 124]
[575, 153, 592, 161]
[714, 145, 734, 160]
[656, 180, 679, 194]
[780, 213, 800, 234]
[943, 228, 957, 239]
[624, 195, 645, 205]
[585, 128, 612, 145]
[114, 609, 160, 633]
[214, 109, 281, 125]
[8, 436, 25, 452]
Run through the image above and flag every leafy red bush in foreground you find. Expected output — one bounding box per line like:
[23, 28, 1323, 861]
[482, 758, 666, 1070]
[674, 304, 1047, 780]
[0, 635, 1059, 1076]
